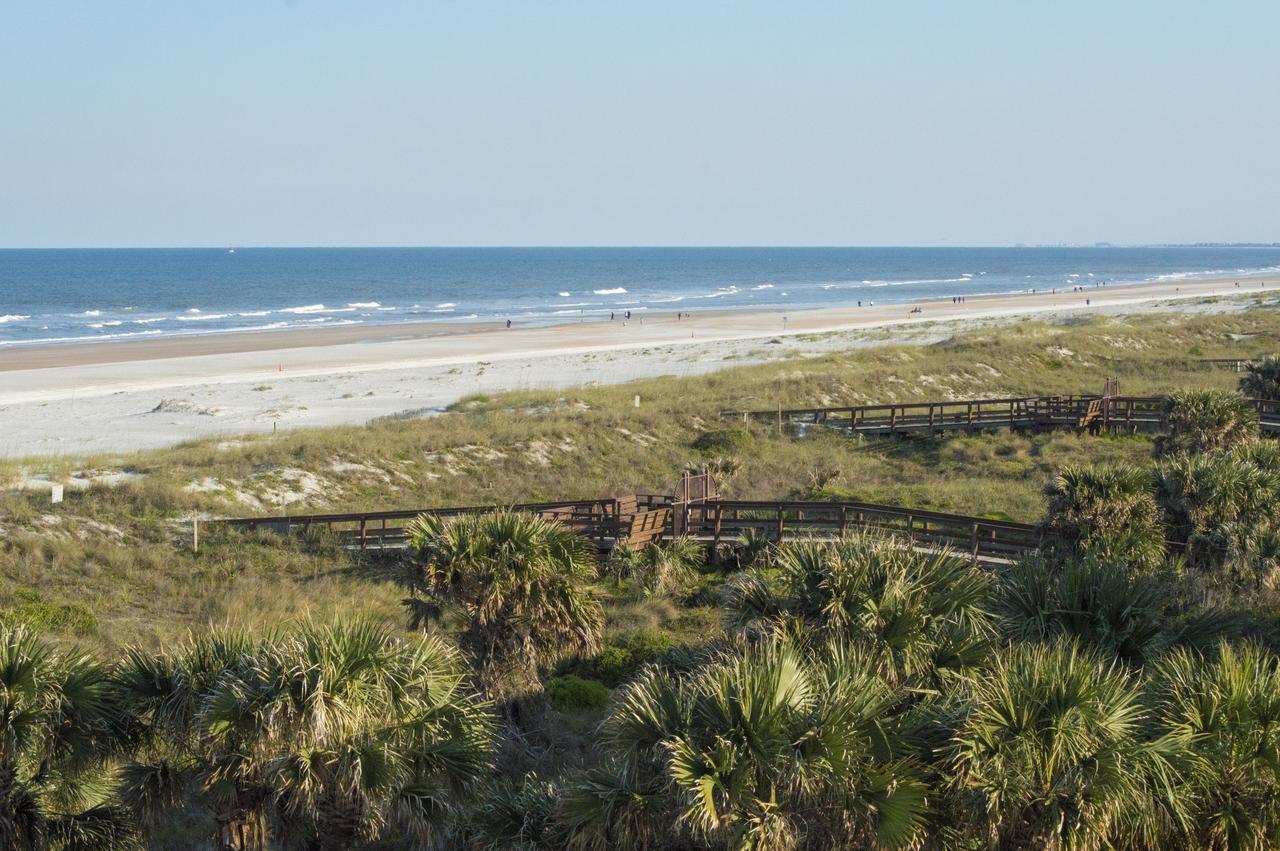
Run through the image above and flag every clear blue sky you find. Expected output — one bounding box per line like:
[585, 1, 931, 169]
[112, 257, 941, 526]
[3, 1, 1277, 247]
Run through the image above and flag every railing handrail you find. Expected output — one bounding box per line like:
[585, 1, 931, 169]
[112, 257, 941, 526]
[701, 499, 1039, 532]
[218, 497, 621, 528]
[717, 393, 1265, 423]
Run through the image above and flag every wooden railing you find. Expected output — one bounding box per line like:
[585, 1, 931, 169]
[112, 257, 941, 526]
[1198, 357, 1267, 372]
[218, 498, 630, 551]
[683, 499, 1047, 561]
[721, 394, 1280, 436]
[214, 494, 1055, 563]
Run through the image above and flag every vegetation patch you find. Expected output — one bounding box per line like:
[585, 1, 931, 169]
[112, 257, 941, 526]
[544, 674, 611, 712]
[691, 426, 755, 455]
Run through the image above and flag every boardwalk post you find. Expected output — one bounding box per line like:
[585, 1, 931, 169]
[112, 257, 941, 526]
[839, 505, 848, 536]
[776, 505, 784, 541]
[778, 403, 783, 435]
[359, 517, 367, 550]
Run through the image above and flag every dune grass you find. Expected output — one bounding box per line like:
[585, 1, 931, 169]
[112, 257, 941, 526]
[0, 305, 1276, 651]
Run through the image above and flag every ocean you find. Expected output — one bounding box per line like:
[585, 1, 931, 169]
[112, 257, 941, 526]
[1, 246, 1277, 348]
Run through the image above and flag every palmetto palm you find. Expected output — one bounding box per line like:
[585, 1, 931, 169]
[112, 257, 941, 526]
[1240, 356, 1280, 401]
[725, 534, 995, 687]
[994, 557, 1235, 666]
[1149, 642, 1280, 851]
[1158, 390, 1260, 458]
[564, 637, 929, 851]
[1043, 464, 1167, 568]
[950, 640, 1186, 850]
[1157, 448, 1280, 577]
[0, 622, 134, 850]
[249, 622, 493, 850]
[606, 536, 705, 598]
[404, 510, 603, 717]
[113, 628, 272, 850]
[467, 774, 565, 851]
[116, 622, 494, 850]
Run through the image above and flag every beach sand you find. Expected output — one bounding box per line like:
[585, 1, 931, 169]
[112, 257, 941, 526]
[0, 275, 1273, 458]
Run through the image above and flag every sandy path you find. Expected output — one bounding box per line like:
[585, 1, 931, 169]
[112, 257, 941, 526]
[0, 275, 1272, 458]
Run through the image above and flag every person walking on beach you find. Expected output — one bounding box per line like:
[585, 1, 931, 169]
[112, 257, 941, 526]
[506, 319, 511, 329]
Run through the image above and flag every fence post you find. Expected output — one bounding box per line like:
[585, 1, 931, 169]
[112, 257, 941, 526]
[192, 516, 199, 554]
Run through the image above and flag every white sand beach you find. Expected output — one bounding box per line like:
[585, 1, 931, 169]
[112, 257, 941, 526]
[0, 275, 1273, 459]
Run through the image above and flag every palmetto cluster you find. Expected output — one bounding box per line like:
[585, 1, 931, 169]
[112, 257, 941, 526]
[403, 510, 604, 722]
[113, 622, 494, 850]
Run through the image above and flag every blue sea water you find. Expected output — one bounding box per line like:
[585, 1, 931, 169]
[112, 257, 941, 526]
[1, 246, 1278, 348]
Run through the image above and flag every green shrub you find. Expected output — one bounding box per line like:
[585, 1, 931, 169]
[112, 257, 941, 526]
[1, 590, 98, 636]
[545, 675, 611, 712]
[692, 428, 754, 455]
[593, 645, 633, 685]
[976, 511, 1015, 522]
[567, 628, 679, 687]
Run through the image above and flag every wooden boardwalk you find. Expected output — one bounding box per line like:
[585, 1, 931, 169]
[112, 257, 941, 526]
[1198, 356, 1269, 372]
[214, 492, 1051, 564]
[681, 499, 1046, 561]
[217, 495, 676, 553]
[721, 394, 1280, 437]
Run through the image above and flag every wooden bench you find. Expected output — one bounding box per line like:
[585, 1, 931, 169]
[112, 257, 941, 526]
[624, 508, 671, 547]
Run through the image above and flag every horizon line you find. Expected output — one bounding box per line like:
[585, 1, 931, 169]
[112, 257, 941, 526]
[3, 242, 1279, 251]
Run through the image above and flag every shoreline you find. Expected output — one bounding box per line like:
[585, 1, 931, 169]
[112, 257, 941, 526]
[1, 273, 1273, 374]
[0, 274, 1273, 459]
[1, 270, 1275, 370]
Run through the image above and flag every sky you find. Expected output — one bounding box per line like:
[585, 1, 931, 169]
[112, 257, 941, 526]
[2, 1, 1277, 248]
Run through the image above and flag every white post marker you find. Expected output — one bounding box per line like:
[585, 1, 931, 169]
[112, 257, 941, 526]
[50, 484, 64, 505]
